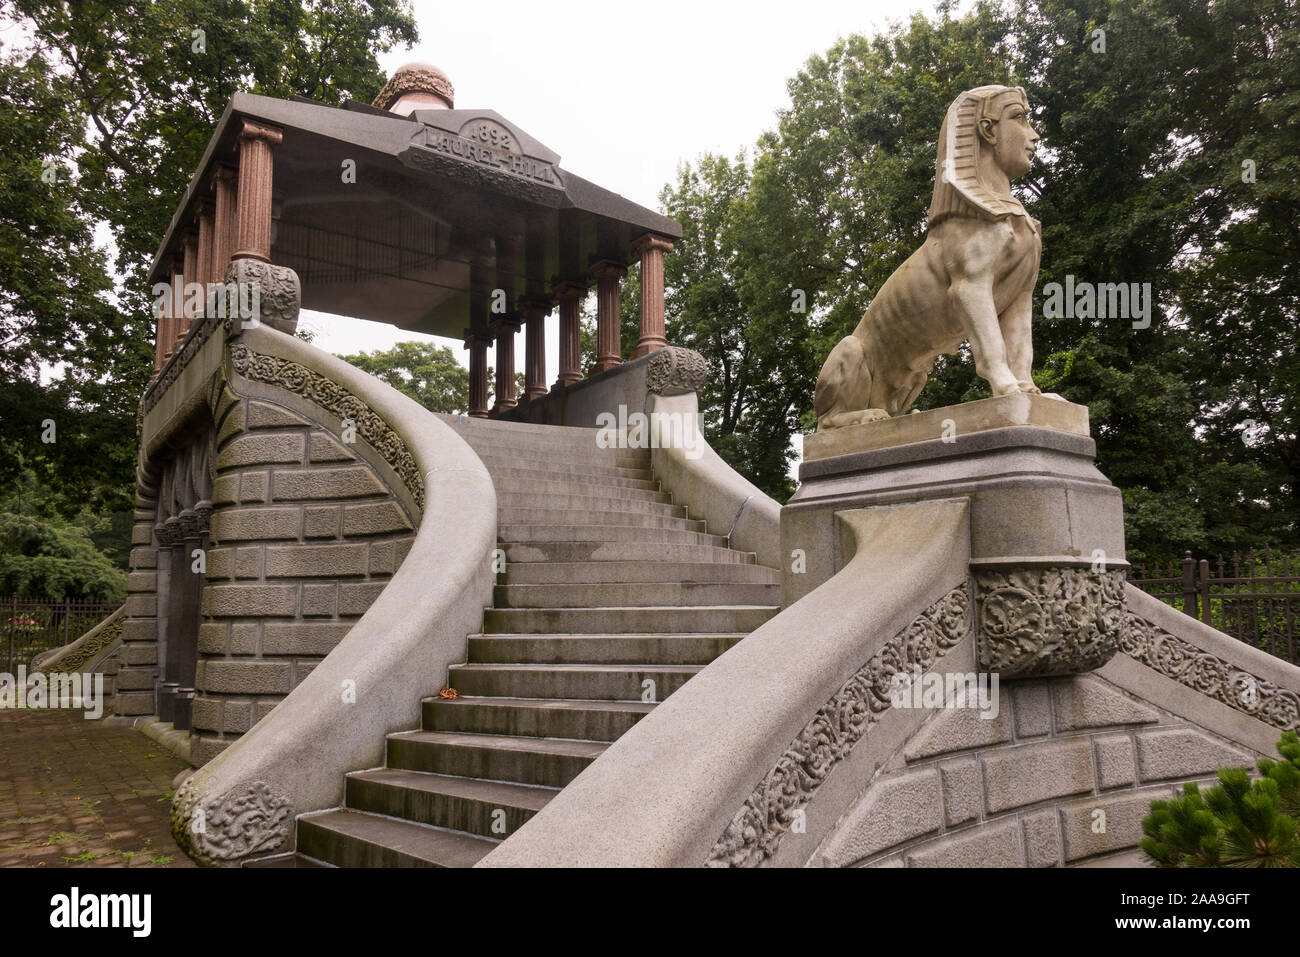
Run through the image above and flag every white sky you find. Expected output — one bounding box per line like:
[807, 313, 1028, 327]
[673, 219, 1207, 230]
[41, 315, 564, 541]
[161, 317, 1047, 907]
[306, 0, 943, 369]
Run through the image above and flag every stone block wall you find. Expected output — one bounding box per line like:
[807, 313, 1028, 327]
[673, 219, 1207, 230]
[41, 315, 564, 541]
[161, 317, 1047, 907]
[816, 673, 1257, 867]
[189, 387, 415, 765]
[116, 466, 164, 716]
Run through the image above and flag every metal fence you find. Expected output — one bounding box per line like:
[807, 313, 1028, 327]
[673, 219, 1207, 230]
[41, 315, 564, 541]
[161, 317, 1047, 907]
[1129, 551, 1299, 666]
[3, 596, 120, 674]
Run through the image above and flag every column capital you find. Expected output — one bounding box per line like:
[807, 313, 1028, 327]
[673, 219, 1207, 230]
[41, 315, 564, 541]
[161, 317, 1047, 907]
[212, 162, 238, 187]
[196, 196, 216, 217]
[588, 260, 628, 282]
[631, 233, 675, 256]
[489, 316, 521, 338]
[519, 296, 554, 319]
[463, 326, 494, 347]
[551, 279, 588, 298]
[237, 118, 284, 147]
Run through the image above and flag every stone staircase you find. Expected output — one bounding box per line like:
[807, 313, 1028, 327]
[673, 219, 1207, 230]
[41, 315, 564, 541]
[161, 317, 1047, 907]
[294, 418, 780, 866]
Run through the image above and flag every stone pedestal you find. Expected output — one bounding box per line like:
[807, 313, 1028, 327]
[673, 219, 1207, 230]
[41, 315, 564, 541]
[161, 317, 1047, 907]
[784, 394, 1128, 679]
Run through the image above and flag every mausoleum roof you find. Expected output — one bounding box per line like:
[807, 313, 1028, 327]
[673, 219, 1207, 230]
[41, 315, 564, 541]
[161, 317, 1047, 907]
[148, 90, 680, 340]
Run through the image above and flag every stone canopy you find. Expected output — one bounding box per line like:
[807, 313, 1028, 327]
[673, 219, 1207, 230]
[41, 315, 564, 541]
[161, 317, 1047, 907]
[147, 91, 681, 340]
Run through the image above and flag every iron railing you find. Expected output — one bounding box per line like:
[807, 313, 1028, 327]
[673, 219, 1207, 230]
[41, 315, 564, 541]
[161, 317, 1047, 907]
[1130, 551, 1299, 666]
[3, 596, 120, 675]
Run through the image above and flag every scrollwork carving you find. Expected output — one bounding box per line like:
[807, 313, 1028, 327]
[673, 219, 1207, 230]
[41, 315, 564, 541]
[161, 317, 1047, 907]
[646, 346, 708, 396]
[1122, 612, 1299, 732]
[171, 778, 293, 867]
[706, 585, 971, 867]
[229, 343, 425, 509]
[975, 567, 1125, 678]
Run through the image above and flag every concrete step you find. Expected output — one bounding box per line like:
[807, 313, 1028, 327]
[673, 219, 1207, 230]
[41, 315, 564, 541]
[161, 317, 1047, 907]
[345, 768, 556, 839]
[501, 541, 755, 565]
[498, 525, 727, 547]
[447, 662, 702, 701]
[386, 730, 608, 788]
[486, 467, 660, 492]
[296, 808, 497, 867]
[438, 414, 603, 441]
[496, 490, 681, 515]
[503, 561, 778, 585]
[496, 508, 705, 533]
[484, 604, 776, 635]
[493, 581, 780, 608]
[467, 633, 746, 665]
[455, 431, 651, 460]
[492, 478, 671, 504]
[476, 457, 654, 482]
[424, 696, 655, 739]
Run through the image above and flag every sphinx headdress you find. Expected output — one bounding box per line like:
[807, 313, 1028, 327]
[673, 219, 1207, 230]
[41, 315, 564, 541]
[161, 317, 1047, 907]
[927, 84, 1038, 233]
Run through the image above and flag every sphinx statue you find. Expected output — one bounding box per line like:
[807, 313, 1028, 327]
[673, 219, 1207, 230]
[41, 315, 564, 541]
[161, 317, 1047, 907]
[814, 84, 1046, 431]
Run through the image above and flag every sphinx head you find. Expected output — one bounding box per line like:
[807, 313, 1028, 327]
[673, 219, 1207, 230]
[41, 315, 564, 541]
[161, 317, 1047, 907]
[976, 86, 1039, 178]
[929, 84, 1039, 228]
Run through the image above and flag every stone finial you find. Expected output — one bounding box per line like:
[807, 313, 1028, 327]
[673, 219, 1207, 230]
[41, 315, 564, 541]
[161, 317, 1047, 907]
[373, 61, 455, 114]
[222, 259, 301, 337]
[646, 346, 708, 396]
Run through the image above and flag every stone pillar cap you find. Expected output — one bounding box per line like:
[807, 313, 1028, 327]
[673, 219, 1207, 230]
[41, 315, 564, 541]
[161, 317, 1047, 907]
[373, 61, 455, 113]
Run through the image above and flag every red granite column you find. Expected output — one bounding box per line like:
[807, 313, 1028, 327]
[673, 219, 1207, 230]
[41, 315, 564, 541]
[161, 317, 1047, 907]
[491, 317, 521, 413]
[232, 119, 283, 263]
[196, 198, 216, 290]
[464, 329, 491, 418]
[162, 252, 184, 364]
[590, 261, 627, 374]
[211, 163, 238, 283]
[178, 228, 199, 345]
[632, 234, 673, 357]
[521, 299, 551, 400]
[552, 281, 585, 389]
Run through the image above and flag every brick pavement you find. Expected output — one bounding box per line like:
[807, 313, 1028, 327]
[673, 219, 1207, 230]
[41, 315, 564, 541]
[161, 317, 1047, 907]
[0, 708, 195, 868]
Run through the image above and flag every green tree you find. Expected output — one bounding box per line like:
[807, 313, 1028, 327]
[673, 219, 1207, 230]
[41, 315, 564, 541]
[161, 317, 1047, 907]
[1142, 731, 1300, 867]
[0, 0, 418, 556]
[338, 341, 469, 414]
[0, 469, 127, 600]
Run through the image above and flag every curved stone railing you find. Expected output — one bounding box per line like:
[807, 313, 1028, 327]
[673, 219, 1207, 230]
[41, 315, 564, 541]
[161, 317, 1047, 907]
[169, 323, 496, 866]
[479, 497, 973, 867]
[1119, 584, 1300, 740]
[648, 391, 781, 570]
[31, 605, 125, 674]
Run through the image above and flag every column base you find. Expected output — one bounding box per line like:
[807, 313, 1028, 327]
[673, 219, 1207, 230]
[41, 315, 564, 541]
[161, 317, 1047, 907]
[632, 337, 667, 359]
[594, 358, 622, 374]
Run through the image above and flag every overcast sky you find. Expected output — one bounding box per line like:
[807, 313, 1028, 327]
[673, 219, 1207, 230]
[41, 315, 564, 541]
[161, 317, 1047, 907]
[305, 0, 945, 368]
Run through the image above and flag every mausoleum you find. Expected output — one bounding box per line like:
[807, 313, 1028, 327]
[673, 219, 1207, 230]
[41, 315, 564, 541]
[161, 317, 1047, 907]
[41, 67, 1300, 868]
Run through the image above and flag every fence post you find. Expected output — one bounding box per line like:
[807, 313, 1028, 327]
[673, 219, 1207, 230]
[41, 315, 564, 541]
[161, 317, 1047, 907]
[1199, 559, 1212, 626]
[7, 595, 15, 677]
[63, 595, 70, 646]
[1182, 551, 1197, 618]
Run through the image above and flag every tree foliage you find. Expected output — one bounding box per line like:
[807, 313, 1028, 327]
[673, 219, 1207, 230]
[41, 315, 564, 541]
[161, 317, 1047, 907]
[0, 0, 418, 578]
[660, 0, 1299, 561]
[338, 341, 469, 414]
[1142, 731, 1300, 867]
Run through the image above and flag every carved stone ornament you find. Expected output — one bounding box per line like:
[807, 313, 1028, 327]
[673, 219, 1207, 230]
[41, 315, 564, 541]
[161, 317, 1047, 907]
[646, 346, 708, 396]
[975, 567, 1125, 678]
[707, 585, 971, 867]
[372, 62, 455, 111]
[229, 343, 425, 509]
[37, 608, 124, 673]
[1122, 612, 1299, 732]
[222, 259, 300, 336]
[171, 777, 292, 866]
